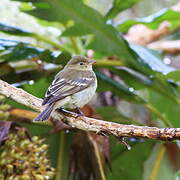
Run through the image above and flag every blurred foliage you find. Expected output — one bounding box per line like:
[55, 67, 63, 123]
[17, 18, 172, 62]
[0, 0, 180, 179]
[166, 70, 180, 82]
[108, 140, 154, 180]
[106, 0, 143, 19]
[118, 8, 180, 33]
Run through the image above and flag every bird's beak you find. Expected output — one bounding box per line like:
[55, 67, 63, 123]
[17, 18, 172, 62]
[88, 59, 96, 64]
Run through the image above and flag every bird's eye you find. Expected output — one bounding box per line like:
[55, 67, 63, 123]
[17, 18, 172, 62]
[79, 62, 84, 65]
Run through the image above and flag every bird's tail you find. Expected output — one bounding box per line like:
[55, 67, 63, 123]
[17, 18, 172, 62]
[34, 104, 54, 121]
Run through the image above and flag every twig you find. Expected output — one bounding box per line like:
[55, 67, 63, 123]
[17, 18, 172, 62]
[0, 79, 180, 141]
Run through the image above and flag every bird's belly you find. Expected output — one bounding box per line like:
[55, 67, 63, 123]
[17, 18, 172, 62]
[70, 85, 96, 108]
[53, 87, 96, 110]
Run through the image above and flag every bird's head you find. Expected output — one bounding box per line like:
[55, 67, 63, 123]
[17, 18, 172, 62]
[65, 56, 96, 71]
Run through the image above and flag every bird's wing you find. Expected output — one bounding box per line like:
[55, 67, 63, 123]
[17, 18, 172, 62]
[42, 72, 94, 105]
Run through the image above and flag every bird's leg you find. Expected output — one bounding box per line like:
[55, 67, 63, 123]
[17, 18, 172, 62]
[58, 107, 79, 118]
[73, 108, 84, 117]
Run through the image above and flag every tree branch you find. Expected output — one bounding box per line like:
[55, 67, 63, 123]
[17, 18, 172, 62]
[0, 79, 180, 141]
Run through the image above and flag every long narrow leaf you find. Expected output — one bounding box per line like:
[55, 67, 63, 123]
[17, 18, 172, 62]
[118, 9, 180, 33]
[95, 70, 145, 104]
[0, 38, 70, 63]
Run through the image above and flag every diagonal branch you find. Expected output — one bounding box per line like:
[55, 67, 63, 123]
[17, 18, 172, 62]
[0, 79, 180, 141]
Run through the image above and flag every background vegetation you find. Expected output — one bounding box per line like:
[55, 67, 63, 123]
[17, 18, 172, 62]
[0, 0, 180, 179]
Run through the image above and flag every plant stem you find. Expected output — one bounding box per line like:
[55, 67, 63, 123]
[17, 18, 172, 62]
[145, 104, 172, 127]
[69, 36, 81, 54]
[33, 34, 71, 52]
[55, 131, 65, 180]
[150, 144, 166, 180]
[88, 134, 106, 180]
[95, 60, 124, 67]
[62, 23, 81, 54]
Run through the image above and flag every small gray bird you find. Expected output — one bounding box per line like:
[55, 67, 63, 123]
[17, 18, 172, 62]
[34, 55, 97, 121]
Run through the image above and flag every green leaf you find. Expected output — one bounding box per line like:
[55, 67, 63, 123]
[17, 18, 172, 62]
[0, 22, 68, 51]
[129, 44, 174, 75]
[127, 44, 180, 102]
[11, 0, 180, 104]
[118, 9, 180, 33]
[96, 70, 145, 104]
[149, 90, 180, 127]
[0, 63, 14, 76]
[0, 39, 43, 62]
[107, 140, 154, 180]
[96, 106, 143, 125]
[175, 171, 180, 180]
[106, 0, 142, 19]
[15, 0, 156, 75]
[10, 0, 178, 77]
[111, 67, 153, 90]
[0, 38, 70, 63]
[22, 78, 49, 98]
[0, 23, 34, 36]
[144, 144, 174, 180]
[166, 70, 180, 82]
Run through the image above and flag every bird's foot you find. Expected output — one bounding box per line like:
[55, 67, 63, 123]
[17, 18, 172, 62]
[58, 107, 84, 118]
[74, 108, 84, 117]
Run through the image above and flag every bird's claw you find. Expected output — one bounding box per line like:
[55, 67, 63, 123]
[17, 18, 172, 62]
[58, 107, 84, 118]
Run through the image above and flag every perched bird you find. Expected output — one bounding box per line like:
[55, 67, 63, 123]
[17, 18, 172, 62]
[34, 55, 97, 121]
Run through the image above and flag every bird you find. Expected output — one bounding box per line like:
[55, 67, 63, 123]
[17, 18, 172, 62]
[34, 55, 97, 121]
